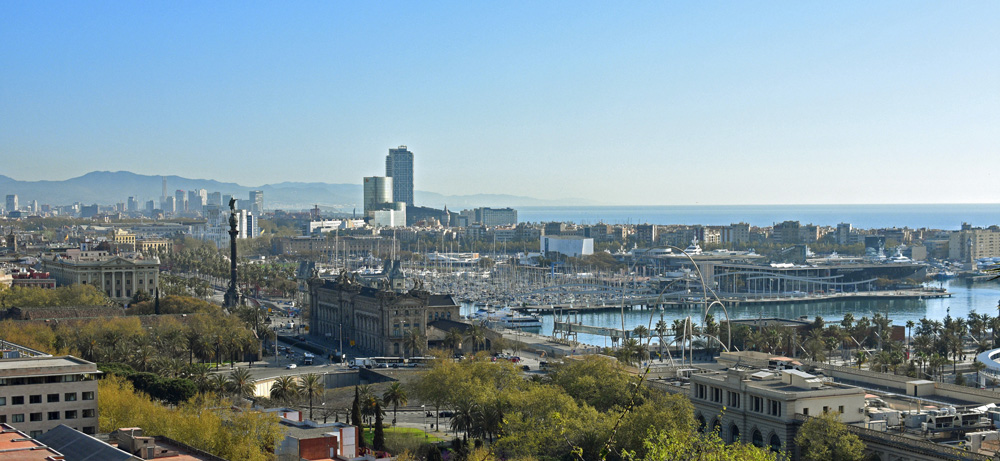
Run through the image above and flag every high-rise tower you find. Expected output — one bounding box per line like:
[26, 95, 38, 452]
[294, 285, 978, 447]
[363, 176, 393, 215]
[385, 146, 414, 206]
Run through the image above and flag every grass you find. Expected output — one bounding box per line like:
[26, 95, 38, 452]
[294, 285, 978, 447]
[362, 426, 446, 447]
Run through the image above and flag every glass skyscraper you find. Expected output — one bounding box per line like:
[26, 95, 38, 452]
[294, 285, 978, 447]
[385, 146, 414, 206]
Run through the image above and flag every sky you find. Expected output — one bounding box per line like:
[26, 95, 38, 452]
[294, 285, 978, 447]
[1, 2, 998, 205]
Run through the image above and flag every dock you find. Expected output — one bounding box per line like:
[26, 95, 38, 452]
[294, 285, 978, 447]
[512, 288, 950, 313]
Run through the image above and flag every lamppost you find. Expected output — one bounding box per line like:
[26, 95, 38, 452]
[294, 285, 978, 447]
[422, 404, 427, 432]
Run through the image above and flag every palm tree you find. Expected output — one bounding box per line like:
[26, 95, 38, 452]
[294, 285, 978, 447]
[207, 373, 228, 394]
[382, 382, 408, 426]
[358, 384, 380, 427]
[632, 325, 649, 346]
[402, 329, 426, 358]
[270, 375, 300, 403]
[655, 318, 668, 362]
[227, 368, 255, 401]
[298, 373, 325, 421]
[854, 349, 867, 370]
[444, 328, 463, 353]
[464, 323, 487, 353]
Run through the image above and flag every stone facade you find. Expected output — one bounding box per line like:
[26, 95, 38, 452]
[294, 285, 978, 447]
[308, 272, 459, 356]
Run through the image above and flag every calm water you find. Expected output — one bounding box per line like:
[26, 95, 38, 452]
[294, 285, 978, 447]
[518, 204, 1000, 230]
[463, 281, 1000, 347]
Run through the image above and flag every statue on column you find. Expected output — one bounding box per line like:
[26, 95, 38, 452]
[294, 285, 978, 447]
[224, 198, 243, 308]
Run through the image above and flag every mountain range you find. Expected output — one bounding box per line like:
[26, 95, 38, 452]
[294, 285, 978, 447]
[0, 171, 590, 211]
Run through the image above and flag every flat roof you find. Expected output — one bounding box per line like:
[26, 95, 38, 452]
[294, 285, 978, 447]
[0, 356, 96, 373]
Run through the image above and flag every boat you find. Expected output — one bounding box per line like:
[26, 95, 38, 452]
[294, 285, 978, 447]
[470, 306, 542, 329]
[682, 238, 703, 255]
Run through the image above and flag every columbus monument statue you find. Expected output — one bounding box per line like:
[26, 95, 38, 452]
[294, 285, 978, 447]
[223, 197, 242, 308]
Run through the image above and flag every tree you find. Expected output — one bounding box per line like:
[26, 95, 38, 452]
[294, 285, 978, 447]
[373, 401, 387, 452]
[269, 375, 300, 403]
[630, 426, 776, 461]
[795, 412, 866, 461]
[444, 328, 464, 353]
[464, 323, 487, 353]
[402, 329, 425, 358]
[382, 382, 408, 426]
[227, 368, 255, 401]
[299, 374, 324, 421]
[352, 386, 366, 450]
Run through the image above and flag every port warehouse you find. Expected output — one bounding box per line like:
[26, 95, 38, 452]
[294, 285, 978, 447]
[655, 261, 928, 295]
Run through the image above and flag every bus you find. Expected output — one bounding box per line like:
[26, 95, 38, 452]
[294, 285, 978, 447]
[302, 352, 314, 365]
[349, 357, 406, 368]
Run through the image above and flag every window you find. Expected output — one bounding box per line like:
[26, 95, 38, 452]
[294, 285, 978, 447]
[752, 430, 764, 447]
[751, 396, 763, 413]
[82, 427, 95, 435]
[712, 387, 723, 403]
[82, 409, 94, 418]
[82, 392, 94, 401]
[823, 406, 829, 413]
[0, 397, 5, 406]
[47, 394, 59, 403]
[768, 399, 781, 416]
[12, 414, 23, 423]
[29, 395, 41, 404]
[29, 430, 42, 438]
[803, 408, 809, 416]
[29, 413, 42, 422]
[64, 393, 77, 402]
[727, 392, 741, 408]
[47, 411, 59, 420]
[64, 410, 77, 420]
[696, 384, 707, 400]
[839, 405, 845, 414]
[769, 434, 782, 453]
[0, 415, 5, 423]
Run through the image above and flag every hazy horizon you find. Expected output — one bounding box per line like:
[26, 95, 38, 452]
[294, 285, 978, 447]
[2, 2, 997, 205]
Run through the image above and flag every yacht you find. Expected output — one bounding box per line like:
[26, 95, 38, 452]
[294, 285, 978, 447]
[470, 306, 542, 329]
[682, 238, 703, 255]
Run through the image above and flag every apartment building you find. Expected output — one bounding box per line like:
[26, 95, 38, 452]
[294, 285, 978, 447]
[0, 342, 99, 437]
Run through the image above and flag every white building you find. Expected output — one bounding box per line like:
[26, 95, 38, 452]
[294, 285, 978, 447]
[0, 342, 99, 438]
[370, 206, 406, 228]
[540, 235, 594, 257]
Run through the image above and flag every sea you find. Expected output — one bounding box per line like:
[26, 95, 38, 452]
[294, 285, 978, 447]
[518, 204, 1000, 230]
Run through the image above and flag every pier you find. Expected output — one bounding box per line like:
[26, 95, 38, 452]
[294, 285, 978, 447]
[512, 288, 951, 313]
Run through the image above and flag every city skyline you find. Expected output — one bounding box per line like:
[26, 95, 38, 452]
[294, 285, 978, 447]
[2, 2, 998, 205]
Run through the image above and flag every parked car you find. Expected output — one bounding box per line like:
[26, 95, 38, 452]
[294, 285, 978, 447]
[521, 365, 530, 371]
[286, 364, 297, 369]
[439, 411, 454, 418]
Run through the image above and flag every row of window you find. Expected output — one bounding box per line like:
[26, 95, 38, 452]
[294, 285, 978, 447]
[694, 385, 781, 417]
[801, 405, 844, 416]
[0, 409, 95, 423]
[0, 392, 94, 405]
[27, 426, 95, 438]
[0, 375, 95, 386]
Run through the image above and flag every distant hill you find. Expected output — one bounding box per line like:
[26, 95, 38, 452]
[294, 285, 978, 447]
[0, 171, 591, 211]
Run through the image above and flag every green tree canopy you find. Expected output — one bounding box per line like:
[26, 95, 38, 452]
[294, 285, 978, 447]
[795, 412, 866, 461]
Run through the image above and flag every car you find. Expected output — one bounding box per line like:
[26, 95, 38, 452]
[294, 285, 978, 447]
[376, 363, 389, 368]
[521, 365, 530, 371]
[286, 364, 297, 369]
[439, 411, 454, 418]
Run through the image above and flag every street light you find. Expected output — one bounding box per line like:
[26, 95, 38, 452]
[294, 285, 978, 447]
[421, 404, 427, 432]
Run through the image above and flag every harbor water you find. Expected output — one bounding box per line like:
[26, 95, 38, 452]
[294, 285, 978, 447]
[462, 280, 1000, 347]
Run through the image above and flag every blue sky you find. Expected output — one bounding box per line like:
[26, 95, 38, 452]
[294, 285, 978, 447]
[1, 2, 997, 205]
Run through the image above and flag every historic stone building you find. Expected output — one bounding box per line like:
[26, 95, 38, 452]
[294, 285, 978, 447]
[308, 269, 459, 356]
[41, 250, 159, 302]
